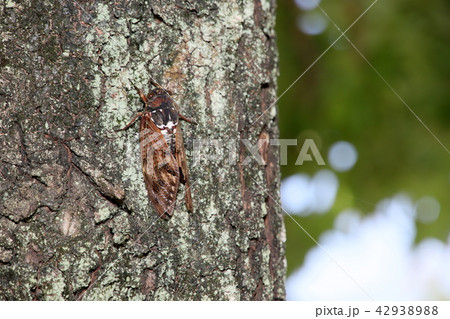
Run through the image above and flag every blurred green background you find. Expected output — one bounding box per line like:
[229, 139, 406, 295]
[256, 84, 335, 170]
[276, 0, 450, 277]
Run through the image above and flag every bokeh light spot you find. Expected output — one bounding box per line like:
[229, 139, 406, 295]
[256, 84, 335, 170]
[328, 141, 358, 172]
[416, 196, 440, 224]
[281, 174, 312, 215]
[295, 0, 321, 11]
[311, 170, 339, 213]
[281, 170, 338, 216]
[297, 11, 328, 35]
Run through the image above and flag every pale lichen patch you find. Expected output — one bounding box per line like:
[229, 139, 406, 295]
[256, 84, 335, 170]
[5, 0, 17, 8]
[154, 288, 171, 301]
[219, 269, 240, 300]
[111, 212, 131, 245]
[84, 285, 116, 301]
[42, 269, 66, 301]
[95, 3, 111, 23]
[243, 1, 255, 24]
[58, 256, 71, 272]
[261, 246, 272, 287]
[72, 256, 98, 293]
[261, 0, 271, 12]
[94, 205, 114, 224]
[261, 202, 267, 218]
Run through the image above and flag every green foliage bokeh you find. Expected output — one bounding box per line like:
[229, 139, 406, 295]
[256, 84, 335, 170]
[277, 0, 450, 276]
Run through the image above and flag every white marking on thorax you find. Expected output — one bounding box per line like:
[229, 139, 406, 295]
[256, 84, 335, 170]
[160, 127, 177, 135]
[156, 120, 176, 130]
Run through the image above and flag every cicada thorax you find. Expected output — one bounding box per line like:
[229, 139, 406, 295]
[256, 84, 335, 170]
[145, 95, 179, 155]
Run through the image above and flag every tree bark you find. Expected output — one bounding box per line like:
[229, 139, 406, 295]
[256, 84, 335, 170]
[0, 0, 285, 300]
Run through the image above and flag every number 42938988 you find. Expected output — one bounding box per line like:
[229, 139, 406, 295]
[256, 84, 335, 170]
[375, 305, 438, 316]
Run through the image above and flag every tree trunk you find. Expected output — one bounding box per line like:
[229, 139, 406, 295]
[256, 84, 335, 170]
[0, 0, 285, 300]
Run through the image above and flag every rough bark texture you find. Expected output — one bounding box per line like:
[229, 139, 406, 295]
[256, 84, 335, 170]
[0, 0, 285, 300]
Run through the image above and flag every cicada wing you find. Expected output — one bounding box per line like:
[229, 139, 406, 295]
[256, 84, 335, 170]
[175, 123, 193, 212]
[140, 115, 180, 219]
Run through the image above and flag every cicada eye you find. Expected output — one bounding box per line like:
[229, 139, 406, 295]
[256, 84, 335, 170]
[147, 92, 155, 99]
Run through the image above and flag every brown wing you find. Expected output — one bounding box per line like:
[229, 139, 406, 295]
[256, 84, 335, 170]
[140, 113, 180, 219]
[175, 122, 193, 212]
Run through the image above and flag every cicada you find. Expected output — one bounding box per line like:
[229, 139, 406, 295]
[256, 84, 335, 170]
[117, 79, 196, 219]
